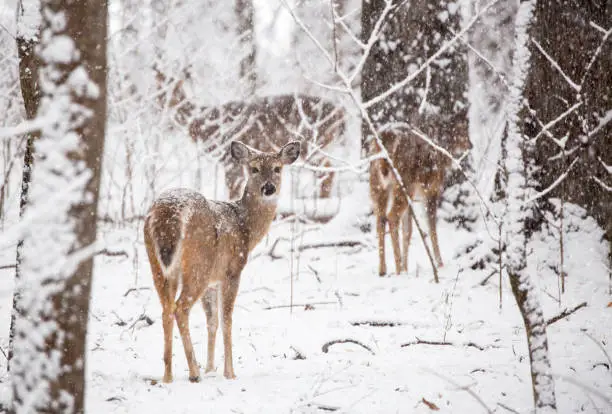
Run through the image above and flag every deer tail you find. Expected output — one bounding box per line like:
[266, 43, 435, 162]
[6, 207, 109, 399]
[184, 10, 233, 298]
[148, 208, 182, 271]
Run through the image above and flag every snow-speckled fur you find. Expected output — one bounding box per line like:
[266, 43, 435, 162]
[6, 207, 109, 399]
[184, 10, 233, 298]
[143, 140, 300, 383]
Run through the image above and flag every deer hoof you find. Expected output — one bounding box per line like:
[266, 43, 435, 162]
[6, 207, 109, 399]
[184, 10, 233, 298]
[189, 375, 201, 383]
[204, 366, 216, 374]
[224, 372, 237, 380]
[162, 374, 173, 383]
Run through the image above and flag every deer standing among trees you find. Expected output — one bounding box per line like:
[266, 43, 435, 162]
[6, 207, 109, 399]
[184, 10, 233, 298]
[144, 140, 300, 382]
[370, 121, 471, 276]
[154, 68, 345, 200]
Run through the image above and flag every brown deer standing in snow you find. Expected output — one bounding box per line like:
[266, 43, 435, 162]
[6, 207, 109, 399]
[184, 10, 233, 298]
[144, 140, 300, 382]
[369, 120, 471, 276]
[154, 68, 345, 200]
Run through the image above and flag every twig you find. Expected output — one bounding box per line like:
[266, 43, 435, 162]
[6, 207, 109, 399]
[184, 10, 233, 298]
[555, 374, 612, 408]
[322, 339, 375, 355]
[123, 287, 151, 297]
[0, 264, 17, 270]
[545, 302, 587, 326]
[297, 240, 364, 251]
[351, 320, 403, 327]
[290, 346, 306, 360]
[400, 338, 495, 351]
[497, 402, 520, 414]
[0, 345, 8, 360]
[129, 314, 154, 331]
[96, 249, 129, 258]
[478, 269, 497, 286]
[264, 301, 336, 310]
[425, 368, 493, 414]
[532, 39, 580, 92]
[306, 403, 339, 412]
[584, 332, 612, 370]
[421, 397, 440, 411]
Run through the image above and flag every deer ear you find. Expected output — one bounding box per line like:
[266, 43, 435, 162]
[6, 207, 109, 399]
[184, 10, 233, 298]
[279, 141, 301, 165]
[230, 141, 252, 164]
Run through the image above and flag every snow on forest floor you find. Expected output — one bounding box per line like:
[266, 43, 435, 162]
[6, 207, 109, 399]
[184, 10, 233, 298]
[0, 186, 610, 413]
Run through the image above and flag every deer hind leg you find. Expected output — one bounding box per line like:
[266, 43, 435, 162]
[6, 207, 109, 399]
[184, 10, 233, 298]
[201, 287, 219, 374]
[174, 269, 206, 383]
[426, 193, 443, 267]
[221, 274, 241, 379]
[388, 193, 407, 276]
[146, 239, 179, 383]
[401, 206, 413, 273]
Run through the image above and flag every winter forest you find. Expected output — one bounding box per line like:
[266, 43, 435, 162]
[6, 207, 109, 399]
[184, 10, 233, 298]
[0, 0, 610, 413]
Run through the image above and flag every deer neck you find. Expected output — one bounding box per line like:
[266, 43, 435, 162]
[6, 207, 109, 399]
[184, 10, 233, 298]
[236, 189, 278, 251]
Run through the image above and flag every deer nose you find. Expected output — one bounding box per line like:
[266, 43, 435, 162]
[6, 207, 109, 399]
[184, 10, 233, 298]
[262, 182, 276, 196]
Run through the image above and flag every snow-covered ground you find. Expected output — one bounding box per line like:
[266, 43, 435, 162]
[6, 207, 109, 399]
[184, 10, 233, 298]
[1, 176, 609, 413]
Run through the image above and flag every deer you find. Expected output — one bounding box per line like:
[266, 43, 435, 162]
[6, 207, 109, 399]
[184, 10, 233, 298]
[154, 68, 345, 200]
[369, 118, 472, 276]
[144, 140, 301, 383]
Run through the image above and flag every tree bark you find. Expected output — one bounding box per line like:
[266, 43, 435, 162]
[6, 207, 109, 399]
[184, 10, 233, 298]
[235, 0, 257, 97]
[504, 2, 557, 412]
[361, 0, 468, 151]
[10, 0, 107, 412]
[526, 1, 611, 244]
[8, 0, 42, 372]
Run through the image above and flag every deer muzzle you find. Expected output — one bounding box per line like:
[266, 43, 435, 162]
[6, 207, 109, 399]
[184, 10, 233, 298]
[261, 182, 276, 197]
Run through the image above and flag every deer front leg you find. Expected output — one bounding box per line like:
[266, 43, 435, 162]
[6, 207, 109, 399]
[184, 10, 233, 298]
[401, 207, 413, 273]
[201, 287, 219, 374]
[370, 165, 390, 277]
[426, 195, 443, 267]
[376, 213, 387, 277]
[221, 275, 241, 379]
[388, 196, 407, 276]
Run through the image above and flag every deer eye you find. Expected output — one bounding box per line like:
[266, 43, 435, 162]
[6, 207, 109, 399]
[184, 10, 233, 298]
[250, 167, 259, 174]
[274, 166, 281, 173]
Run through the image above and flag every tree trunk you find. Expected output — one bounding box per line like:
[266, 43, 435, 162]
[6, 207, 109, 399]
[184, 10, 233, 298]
[8, 0, 42, 371]
[10, 0, 107, 412]
[361, 0, 468, 150]
[235, 0, 257, 97]
[504, 1, 557, 412]
[527, 1, 611, 245]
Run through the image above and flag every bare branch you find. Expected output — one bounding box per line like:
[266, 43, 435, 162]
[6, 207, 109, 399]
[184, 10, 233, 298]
[545, 302, 587, 326]
[580, 27, 612, 87]
[322, 339, 375, 355]
[523, 157, 579, 205]
[424, 368, 493, 414]
[363, 0, 502, 109]
[592, 176, 612, 193]
[532, 39, 580, 92]
[533, 101, 583, 142]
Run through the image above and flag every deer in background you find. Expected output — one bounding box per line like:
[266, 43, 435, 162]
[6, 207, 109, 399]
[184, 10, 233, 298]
[154, 68, 345, 200]
[144, 140, 301, 382]
[369, 119, 471, 276]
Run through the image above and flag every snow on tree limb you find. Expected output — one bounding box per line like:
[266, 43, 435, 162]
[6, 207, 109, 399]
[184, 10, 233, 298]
[10, 0, 106, 412]
[504, 1, 557, 412]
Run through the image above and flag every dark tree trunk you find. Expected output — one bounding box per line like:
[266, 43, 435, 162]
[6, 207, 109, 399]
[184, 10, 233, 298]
[8, 0, 42, 371]
[361, 0, 468, 151]
[10, 0, 107, 412]
[236, 0, 257, 97]
[526, 1, 611, 245]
